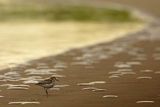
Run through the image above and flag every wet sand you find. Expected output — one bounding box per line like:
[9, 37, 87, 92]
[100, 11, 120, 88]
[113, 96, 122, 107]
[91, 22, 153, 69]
[0, 21, 160, 107]
[0, 1, 160, 107]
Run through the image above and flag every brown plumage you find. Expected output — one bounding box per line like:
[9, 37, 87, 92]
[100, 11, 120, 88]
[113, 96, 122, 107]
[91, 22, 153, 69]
[36, 76, 59, 95]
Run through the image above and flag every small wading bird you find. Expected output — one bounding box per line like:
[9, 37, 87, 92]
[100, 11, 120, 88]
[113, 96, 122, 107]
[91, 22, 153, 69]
[35, 76, 59, 95]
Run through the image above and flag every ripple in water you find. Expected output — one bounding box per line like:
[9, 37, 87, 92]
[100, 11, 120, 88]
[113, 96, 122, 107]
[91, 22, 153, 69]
[82, 87, 106, 92]
[4, 71, 20, 76]
[24, 68, 58, 75]
[82, 87, 98, 91]
[92, 88, 106, 92]
[71, 61, 91, 66]
[103, 95, 118, 98]
[36, 63, 49, 69]
[38, 82, 68, 91]
[136, 101, 154, 104]
[121, 72, 136, 75]
[77, 81, 106, 86]
[1, 71, 21, 82]
[126, 61, 142, 65]
[54, 84, 70, 88]
[90, 81, 106, 84]
[114, 62, 131, 68]
[50, 87, 60, 91]
[21, 76, 42, 84]
[140, 69, 153, 73]
[54, 62, 67, 69]
[117, 69, 133, 72]
[23, 80, 39, 84]
[109, 75, 120, 79]
[136, 76, 152, 80]
[77, 83, 94, 86]
[51, 74, 66, 78]
[108, 71, 121, 75]
[108, 69, 134, 76]
[0, 84, 30, 90]
[7, 87, 29, 90]
[8, 101, 40, 105]
[0, 95, 4, 98]
[0, 84, 30, 87]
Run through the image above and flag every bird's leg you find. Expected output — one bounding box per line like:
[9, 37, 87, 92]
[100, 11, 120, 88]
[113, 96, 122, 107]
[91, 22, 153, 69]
[45, 89, 48, 96]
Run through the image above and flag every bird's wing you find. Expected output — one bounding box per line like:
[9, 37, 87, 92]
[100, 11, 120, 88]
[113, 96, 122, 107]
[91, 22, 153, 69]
[36, 79, 51, 85]
[42, 83, 54, 88]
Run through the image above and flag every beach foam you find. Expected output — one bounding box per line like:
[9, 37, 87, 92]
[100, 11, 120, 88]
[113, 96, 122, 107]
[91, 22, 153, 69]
[0, 22, 145, 70]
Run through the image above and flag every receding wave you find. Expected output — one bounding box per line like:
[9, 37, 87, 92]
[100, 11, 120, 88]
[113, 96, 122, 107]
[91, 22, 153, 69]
[0, 21, 145, 70]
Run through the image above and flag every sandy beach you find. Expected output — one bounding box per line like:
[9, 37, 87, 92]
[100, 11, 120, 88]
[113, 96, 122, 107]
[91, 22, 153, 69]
[0, 0, 160, 107]
[0, 21, 160, 107]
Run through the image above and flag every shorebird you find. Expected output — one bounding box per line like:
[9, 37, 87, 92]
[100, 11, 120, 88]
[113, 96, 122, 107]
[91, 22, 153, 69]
[35, 76, 59, 95]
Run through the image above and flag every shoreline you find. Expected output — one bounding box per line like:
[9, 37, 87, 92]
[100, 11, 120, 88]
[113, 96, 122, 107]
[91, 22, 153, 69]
[0, 1, 160, 107]
[0, 19, 160, 107]
[0, 21, 145, 71]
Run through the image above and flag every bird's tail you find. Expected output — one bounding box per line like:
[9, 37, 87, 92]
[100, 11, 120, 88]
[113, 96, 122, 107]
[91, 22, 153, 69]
[35, 83, 40, 85]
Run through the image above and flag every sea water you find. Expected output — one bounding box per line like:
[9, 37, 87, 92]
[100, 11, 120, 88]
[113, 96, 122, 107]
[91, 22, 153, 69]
[0, 22, 144, 70]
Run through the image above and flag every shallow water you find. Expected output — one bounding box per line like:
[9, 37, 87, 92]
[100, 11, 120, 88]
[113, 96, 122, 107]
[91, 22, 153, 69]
[0, 22, 144, 70]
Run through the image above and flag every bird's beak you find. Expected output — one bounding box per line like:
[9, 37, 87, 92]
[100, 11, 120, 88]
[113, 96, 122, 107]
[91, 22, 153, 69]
[55, 78, 59, 81]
